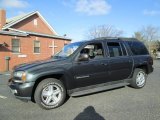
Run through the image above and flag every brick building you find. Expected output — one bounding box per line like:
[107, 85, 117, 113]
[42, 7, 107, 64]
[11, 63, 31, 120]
[0, 10, 71, 72]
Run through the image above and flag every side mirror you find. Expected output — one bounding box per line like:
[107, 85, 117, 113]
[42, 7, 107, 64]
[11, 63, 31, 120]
[78, 54, 89, 61]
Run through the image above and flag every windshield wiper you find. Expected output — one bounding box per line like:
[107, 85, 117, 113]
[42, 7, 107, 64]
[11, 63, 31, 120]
[53, 55, 67, 59]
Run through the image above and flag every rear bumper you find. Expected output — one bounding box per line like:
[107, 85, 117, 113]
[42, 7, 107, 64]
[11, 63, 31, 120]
[8, 80, 35, 101]
[148, 65, 154, 74]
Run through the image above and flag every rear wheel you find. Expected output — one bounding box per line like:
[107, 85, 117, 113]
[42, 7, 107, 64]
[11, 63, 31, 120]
[34, 78, 66, 109]
[130, 68, 147, 89]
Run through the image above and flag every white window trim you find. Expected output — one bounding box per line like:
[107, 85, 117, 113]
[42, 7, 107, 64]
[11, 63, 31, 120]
[33, 40, 41, 54]
[12, 39, 21, 54]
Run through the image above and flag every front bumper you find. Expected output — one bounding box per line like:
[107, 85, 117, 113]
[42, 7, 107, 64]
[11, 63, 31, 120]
[8, 80, 35, 101]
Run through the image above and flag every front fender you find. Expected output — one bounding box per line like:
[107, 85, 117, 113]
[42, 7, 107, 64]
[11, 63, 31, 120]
[29, 68, 65, 82]
[27, 67, 75, 90]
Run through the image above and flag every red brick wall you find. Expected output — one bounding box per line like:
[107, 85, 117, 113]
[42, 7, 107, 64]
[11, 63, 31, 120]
[54, 39, 70, 54]
[0, 34, 70, 72]
[12, 14, 56, 35]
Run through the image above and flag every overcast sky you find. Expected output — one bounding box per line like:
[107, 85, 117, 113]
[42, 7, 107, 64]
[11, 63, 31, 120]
[0, 0, 160, 41]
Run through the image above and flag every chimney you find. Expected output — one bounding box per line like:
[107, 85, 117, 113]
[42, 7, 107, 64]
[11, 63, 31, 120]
[0, 9, 6, 29]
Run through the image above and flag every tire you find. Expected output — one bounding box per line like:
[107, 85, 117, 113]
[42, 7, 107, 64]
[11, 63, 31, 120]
[130, 68, 147, 89]
[34, 78, 66, 110]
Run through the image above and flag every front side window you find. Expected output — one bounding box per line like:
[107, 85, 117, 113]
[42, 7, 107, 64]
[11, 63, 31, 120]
[12, 39, 20, 53]
[80, 43, 104, 60]
[34, 41, 40, 53]
[107, 42, 122, 57]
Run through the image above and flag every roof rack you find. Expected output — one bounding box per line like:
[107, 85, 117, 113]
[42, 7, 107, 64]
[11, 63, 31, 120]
[118, 37, 138, 41]
[92, 37, 138, 41]
[93, 37, 119, 40]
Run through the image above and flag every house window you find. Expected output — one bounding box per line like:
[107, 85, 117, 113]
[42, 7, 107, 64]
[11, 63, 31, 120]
[34, 41, 40, 53]
[34, 19, 38, 26]
[12, 39, 20, 53]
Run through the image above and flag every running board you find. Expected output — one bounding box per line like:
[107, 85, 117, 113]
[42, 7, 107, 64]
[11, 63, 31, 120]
[70, 82, 129, 97]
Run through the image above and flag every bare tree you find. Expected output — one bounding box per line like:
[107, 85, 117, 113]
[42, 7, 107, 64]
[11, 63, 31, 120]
[133, 25, 160, 53]
[86, 25, 123, 39]
[141, 25, 159, 42]
[133, 32, 145, 41]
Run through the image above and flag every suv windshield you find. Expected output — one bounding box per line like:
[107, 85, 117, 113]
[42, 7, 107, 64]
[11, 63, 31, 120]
[53, 42, 82, 59]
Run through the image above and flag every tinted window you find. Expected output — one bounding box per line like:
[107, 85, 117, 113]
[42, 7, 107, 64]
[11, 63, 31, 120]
[121, 43, 127, 56]
[127, 41, 149, 55]
[107, 42, 122, 57]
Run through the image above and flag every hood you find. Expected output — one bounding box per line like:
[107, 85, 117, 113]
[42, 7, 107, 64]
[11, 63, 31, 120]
[14, 58, 61, 71]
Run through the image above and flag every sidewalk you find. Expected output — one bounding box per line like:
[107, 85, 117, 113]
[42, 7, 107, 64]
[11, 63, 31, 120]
[0, 71, 11, 76]
[0, 72, 10, 85]
[153, 60, 160, 68]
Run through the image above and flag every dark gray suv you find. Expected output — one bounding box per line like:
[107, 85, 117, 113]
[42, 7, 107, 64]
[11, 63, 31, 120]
[8, 37, 153, 109]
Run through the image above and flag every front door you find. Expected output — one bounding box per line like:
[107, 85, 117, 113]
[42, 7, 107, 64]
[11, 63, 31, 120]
[73, 42, 109, 88]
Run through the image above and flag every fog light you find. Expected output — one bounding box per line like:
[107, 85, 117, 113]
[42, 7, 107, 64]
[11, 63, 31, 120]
[11, 89, 17, 94]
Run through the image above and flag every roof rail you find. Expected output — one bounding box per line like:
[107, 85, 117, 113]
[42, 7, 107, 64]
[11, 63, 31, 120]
[118, 37, 138, 41]
[92, 37, 138, 41]
[93, 37, 119, 40]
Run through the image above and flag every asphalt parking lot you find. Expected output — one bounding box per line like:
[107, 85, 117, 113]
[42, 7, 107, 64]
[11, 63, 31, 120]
[0, 60, 160, 120]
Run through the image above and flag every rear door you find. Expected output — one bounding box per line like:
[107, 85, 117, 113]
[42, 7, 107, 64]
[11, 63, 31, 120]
[106, 41, 133, 81]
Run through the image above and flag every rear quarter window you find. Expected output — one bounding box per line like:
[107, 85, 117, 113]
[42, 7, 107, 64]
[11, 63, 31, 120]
[127, 41, 149, 55]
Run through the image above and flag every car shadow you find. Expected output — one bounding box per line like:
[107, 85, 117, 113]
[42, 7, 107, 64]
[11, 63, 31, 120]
[74, 106, 105, 120]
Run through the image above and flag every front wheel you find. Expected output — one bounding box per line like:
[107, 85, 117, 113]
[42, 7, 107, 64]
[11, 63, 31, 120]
[130, 68, 147, 89]
[34, 78, 66, 110]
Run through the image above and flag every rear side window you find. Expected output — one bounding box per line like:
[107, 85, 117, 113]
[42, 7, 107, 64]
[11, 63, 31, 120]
[120, 43, 127, 56]
[107, 42, 122, 57]
[127, 41, 149, 55]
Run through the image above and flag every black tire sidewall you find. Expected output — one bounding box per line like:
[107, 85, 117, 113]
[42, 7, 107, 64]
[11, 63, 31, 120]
[34, 78, 66, 109]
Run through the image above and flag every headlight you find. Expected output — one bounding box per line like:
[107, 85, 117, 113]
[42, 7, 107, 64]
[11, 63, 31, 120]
[14, 71, 26, 82]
